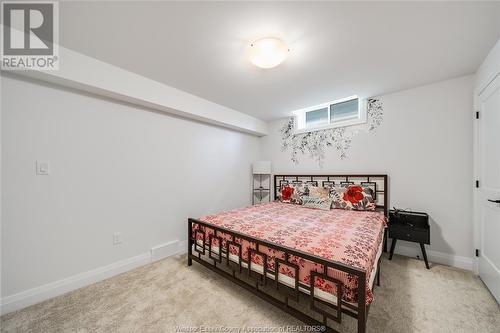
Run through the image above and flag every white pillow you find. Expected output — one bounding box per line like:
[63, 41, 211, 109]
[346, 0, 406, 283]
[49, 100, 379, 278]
[301, 196, 332, 211]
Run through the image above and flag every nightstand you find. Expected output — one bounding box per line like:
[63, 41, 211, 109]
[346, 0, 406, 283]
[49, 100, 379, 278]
[388, 210, 430, 269]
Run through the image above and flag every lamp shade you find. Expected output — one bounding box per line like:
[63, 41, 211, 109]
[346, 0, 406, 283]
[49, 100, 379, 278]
[252, 161, 272, 174]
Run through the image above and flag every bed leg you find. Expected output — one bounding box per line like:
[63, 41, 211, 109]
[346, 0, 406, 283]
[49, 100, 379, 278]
[188, 219, 193, 266]
[358, 272, 367, 333]
[376, 266, 380, 287]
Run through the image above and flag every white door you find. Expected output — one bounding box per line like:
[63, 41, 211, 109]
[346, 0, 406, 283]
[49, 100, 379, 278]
[478, 74, 500, 303]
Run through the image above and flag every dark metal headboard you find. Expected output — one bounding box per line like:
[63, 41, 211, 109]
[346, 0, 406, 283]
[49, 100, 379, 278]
[273, 174, 389, 216]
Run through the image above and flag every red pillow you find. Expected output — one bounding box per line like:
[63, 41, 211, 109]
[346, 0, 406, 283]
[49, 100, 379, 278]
[343, 185, 365, 204]
[331, 185, 376, 210]
[280, 186, 295, 203]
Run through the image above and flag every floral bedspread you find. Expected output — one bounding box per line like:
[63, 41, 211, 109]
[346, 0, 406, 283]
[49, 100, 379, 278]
[195, 202, 386, 304]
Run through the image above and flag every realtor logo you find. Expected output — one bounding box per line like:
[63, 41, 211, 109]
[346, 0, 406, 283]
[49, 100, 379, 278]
[1, 1, 59, 70]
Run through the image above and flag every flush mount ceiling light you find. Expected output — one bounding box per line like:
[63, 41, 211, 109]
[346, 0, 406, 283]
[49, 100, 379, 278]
[249, 38, 289, 69]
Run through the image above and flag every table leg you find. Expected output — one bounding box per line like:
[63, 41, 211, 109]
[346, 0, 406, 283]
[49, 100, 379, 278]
[383, 229, 388, 253]
[420, 243, 430, 269]
[376, 266, 380, 286]
[389, 238, 397, 260]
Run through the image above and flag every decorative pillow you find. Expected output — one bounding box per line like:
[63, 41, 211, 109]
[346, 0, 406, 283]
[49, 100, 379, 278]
[279, 185, 295, 203]
[301, 196, 333, 211]
[279, 184, 308, 204]
[308, 186, 330, 200]
[330, 185, 376, 211]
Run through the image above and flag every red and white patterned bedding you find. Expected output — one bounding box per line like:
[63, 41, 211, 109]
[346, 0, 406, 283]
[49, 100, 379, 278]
[194, 202, 386, 305]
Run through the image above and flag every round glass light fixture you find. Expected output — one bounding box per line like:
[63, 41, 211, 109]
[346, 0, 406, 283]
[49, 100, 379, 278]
[249, 38, 289, 69]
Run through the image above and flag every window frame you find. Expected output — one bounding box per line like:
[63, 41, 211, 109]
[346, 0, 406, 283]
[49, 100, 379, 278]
[292, 96, 367, 134]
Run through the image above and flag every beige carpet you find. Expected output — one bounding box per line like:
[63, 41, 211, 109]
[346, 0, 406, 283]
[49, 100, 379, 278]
[1, 254, 499, 333]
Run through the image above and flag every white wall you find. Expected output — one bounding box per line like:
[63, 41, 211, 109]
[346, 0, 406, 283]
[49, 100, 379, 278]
[261, 75, 474, 268]
[1, 74, 260, 311]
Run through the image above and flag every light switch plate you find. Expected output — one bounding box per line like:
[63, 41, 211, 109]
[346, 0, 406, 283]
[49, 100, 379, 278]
[113, 232, 122, 245]
[36, 161, 49, 175]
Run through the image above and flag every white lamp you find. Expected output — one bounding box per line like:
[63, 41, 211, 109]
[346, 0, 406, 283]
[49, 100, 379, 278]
[253, 161, 272, 175]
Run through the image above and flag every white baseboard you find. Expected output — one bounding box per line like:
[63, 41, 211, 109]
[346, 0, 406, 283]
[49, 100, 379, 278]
[1, 239, 188, 315]
[394, 243, 474, 271]
[151, 239, 187, 262]
[177, 240, 188, 255]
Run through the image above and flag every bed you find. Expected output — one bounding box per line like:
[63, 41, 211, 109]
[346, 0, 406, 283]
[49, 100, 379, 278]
[188, 174, 388, 333]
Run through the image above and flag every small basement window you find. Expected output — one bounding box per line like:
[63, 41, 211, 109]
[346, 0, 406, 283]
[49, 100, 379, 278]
[305, 107, 329, 127]
[293, 96, 366, 133]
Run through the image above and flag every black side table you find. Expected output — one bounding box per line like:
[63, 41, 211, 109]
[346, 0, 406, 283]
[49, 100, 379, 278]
[388, 210, 430, 269]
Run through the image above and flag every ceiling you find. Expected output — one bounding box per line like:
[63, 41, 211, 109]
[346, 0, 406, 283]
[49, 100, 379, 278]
[59, 1, 500, 121]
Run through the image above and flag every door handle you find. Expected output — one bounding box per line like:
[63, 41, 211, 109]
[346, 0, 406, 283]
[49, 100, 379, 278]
[487, 199, 500, 203]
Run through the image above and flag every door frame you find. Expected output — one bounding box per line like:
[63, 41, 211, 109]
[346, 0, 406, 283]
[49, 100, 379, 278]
[473, 71, 500, 275]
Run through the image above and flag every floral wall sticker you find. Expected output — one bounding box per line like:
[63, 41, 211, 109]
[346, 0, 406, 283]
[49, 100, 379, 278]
[280, 99, 384, 167]
[366, 99, 384, 131]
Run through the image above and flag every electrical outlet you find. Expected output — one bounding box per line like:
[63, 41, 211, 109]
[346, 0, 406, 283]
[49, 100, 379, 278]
[113, 232, 122, 245]
[36, 161, 50, 175]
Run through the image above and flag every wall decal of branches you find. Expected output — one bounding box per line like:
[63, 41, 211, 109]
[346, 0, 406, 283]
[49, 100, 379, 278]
[280, 99, 383, 167]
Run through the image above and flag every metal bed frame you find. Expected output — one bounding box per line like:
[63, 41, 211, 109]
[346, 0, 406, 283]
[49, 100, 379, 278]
[187, 174, 388, 333]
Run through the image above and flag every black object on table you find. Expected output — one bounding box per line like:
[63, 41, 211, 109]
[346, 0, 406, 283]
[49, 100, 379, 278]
[388, 209, 430, 269]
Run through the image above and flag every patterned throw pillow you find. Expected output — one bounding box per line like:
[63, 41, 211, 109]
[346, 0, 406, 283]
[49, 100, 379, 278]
[279, 186, 295, 203]
[301, 196, 333, 211]
[279, 184, 308, 204]
[308, 186, 330, 200]
[330, 185, 376, 211]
